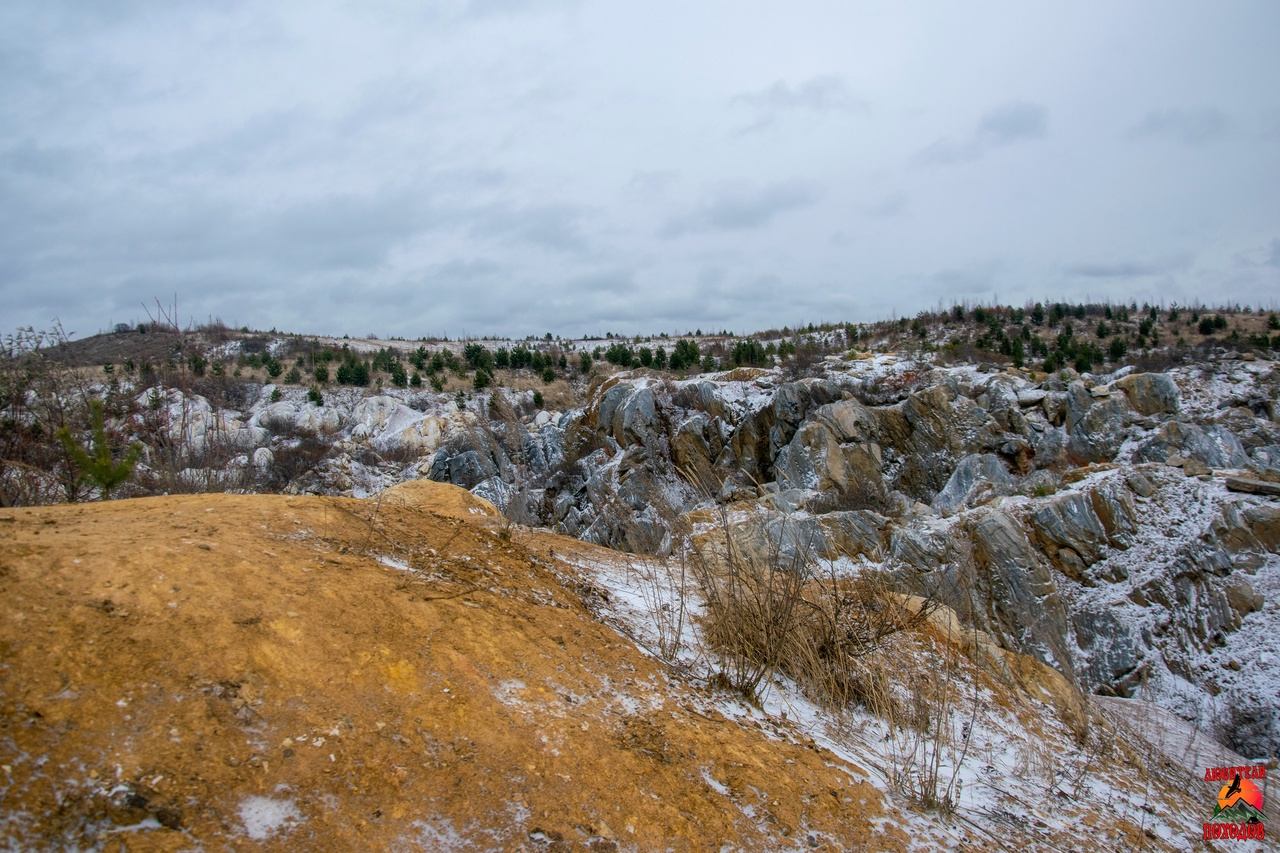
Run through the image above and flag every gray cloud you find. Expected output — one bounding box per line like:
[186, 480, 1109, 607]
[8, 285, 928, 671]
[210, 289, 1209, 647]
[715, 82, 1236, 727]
[866, 193, 908, 218]
[916, 101, 1047, 165]
[733, 75, 867, 132]
[1129, 107, 1229, 146]
[928, 260, 1006, 298]
[467, 203, 592, 255]
[978, 102, 1047, 145]
[660, 182, 818, 237]
[1, 3, 1277, 339]
[463, 0, 574, 20]
[1065, 255, 1192, 279]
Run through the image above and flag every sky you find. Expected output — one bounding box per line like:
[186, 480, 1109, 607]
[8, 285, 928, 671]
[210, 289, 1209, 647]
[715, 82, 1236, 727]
[2, 1, 1279, 340]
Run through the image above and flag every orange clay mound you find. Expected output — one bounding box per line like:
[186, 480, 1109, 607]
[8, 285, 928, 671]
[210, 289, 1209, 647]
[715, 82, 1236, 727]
[1, 485, 905, 852]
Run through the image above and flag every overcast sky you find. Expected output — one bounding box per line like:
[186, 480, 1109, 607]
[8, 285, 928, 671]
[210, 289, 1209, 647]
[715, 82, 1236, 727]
[3, 1, 1278, 340]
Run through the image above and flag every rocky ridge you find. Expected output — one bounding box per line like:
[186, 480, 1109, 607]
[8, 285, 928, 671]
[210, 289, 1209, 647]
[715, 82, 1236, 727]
[96, 350, 1280, 759]
[420, 354, 1280, 759]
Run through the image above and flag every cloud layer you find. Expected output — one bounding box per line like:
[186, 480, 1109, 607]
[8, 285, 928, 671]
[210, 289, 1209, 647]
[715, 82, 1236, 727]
[1, 1, 1278, 339]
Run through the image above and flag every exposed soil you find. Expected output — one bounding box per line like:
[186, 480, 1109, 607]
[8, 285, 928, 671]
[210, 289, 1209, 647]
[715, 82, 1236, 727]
[0, 482, 899, 851]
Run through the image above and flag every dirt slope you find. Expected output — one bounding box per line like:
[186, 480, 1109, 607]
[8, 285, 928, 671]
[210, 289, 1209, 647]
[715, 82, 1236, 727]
[0, 483, 901, 851]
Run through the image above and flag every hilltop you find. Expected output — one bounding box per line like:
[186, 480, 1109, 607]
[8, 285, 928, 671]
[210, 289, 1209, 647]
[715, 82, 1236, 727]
[0, 481, 1260, 850]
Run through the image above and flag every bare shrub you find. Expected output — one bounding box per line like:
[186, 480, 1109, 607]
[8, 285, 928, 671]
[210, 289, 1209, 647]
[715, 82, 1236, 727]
[787, 566, 935, 709]
[0, 324, 98, 505]
[197, 316, 233, 345]
[188, 374, 257, 412]
[781, 344, 825, 381]
[374, 441, 423, 467]
[874, 623, 974, 812]
[684, 486, 942, 707]
[681, 488, 977, 812]
[934, 341, 1008, 369]
[351, 445, 382, 467]
[128, 392, 254, 496]
[688, 510, 810, 702]
[1124, 349, 1188, 374]
[849, 366, 934, 406]
[260, 412, 310, 441]
[260, 432, 331, 491]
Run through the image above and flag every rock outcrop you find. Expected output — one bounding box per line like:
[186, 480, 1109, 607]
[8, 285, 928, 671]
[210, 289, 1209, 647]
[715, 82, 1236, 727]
[140, 351, 1278, 760]
[1114, 372, 1180, 415]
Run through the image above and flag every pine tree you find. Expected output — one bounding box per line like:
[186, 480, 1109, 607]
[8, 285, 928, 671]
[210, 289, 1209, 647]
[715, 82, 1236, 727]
[56, 399, 141, 500]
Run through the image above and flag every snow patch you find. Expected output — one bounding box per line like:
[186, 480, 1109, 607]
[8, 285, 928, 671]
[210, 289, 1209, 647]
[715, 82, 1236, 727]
[238, 795, 302, 840]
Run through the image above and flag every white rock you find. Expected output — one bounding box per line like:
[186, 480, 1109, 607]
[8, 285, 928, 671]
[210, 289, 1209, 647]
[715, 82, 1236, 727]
[1017, 390, 1047, 406]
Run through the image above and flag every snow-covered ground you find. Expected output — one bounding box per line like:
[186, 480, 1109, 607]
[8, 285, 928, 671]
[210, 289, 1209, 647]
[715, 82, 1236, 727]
[555, 533, 1269, 851]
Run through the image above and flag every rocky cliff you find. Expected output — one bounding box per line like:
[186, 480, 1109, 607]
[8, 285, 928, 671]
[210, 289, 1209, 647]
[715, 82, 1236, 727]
[421, 354, 1280, 760]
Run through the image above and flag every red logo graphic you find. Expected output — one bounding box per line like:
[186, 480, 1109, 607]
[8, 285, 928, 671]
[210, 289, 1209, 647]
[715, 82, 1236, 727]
[1202, 764, 1266, 842]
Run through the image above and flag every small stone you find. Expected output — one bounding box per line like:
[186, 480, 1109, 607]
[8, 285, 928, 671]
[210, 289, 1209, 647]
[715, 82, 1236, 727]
[1125, 471, 1156, 498]
[1183, 458, 1210, 477]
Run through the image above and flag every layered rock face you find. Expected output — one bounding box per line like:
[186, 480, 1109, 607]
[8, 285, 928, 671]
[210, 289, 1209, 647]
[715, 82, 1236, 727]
[424, 355, 1280, 758]
[130, 353, 1280, 758]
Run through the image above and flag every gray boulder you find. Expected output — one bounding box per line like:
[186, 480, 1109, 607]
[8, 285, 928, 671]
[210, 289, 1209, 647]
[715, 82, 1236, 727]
[1124, 469, 1156, 497]
[617, 387, 657, 445]
[591, 382, 659, 447]
[814, 399, 878, 444]
[966, 510, 1072, 673]
[1072, 607, 1145, 696]
[767, 379, 843, 458]
[819, 510, 888, 561]
[672, 413, 717, 475]
[1250, 444, 1280, 475]
[1133, 421, 1250, 469]
[759, 488, 809, 513]
[932, 454, 1016, 516]
[772, 419, 886, 510]
[1113, 373, 1179, 416]
[428, 448, 499, 490]
[722, 512, 832, 565]
[1017, 389, 1047, 407]
[773, 421, 848, 492]
[691, 381, 727, 420]
[1213, 407, 1280, 450]
[1065, 382, 1133, 463]
[889, 525, 947, 571]
[1243, 505, 1280, 551]
[1087, 481, 1139, 546]
[1028, 492, 1110, 576]
[975, 376, 1021, 414]
[889, 384, 1008, 498]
